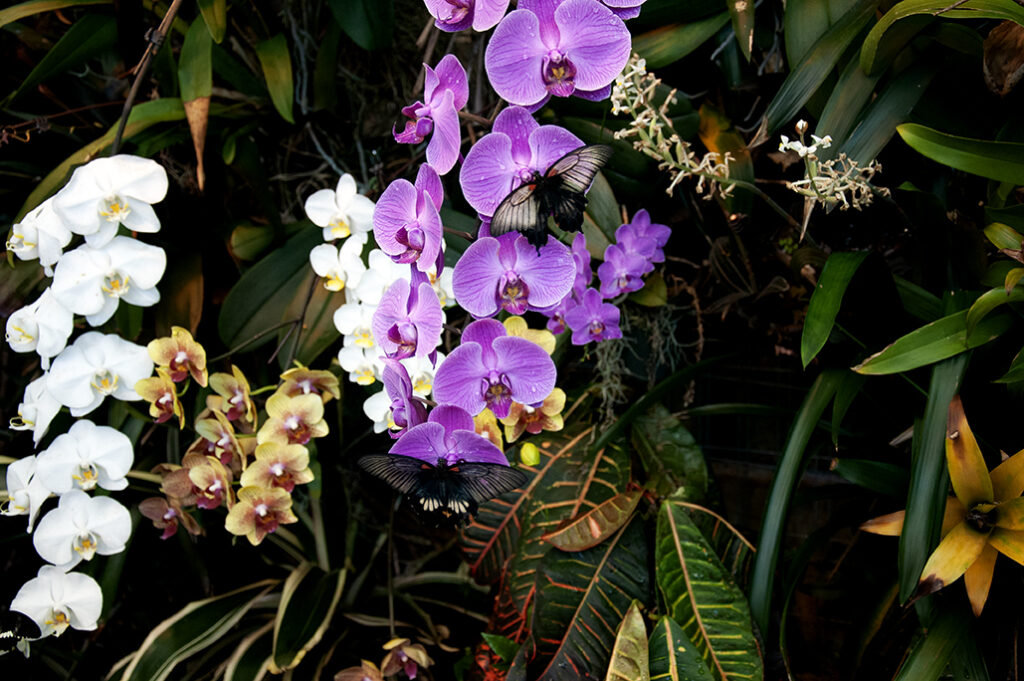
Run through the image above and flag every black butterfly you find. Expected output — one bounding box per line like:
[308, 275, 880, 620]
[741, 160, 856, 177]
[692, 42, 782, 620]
[358, 454, 528, 526]
[490, 144, 614, 250]
[0, 610, 37, 656]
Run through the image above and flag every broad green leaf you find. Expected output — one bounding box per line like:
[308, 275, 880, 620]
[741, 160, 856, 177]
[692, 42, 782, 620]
[481, 633, 521, 663]
[753, 0, 878, 145]
[256, 34, 294, 123]
[897, 123, 1024, 185]
[630, 271, 668, 307]
[275, 269, 346, 369]
[995, 346, 1024, 383]
[986, 204, 1024, 232]
[784, 0, 859, 65]
[542, 490, 642, 552]
[892, 610, 970, 681]
[525, 516, 650, 680]
[749, 370, 843, 631]
[801, 251, 869, 368]
[179, 19, 213, 101]
[606, 602, 649, 681]
[831, 370, 866, 447]
[196, 0, 227, 43]
[271, 563, 346, 672]
[230, 225, 275, 261]
[313, 21, 342, 111]
[853, 310, 1012, 375]
[861, 0, 1024, 75]
[585, 171, 622, 243]
[676, 501, 756, 590]
[224, 621, 274, 681]
[648, 616, 713, 681]
[894, 276, 943, 322]
[633, 403, 708, 499]
[984, 222, 1023, 250]
[0, 0, 109, 28]
[631, 13, 730, 69]
[17, 98, 186, 221]
[327, 0, 394, 51]
[966, 287, 1024, 337]
[657, 502, 762, 681]
[833, 459, 910, 498]
[727, 0, 754, 61]
[4, 13, 116, 105]
[562, 117, 656, 179]
[899, 353, 968, 603]
[119, 580, 277, 681]
[816, 54, 882, 161]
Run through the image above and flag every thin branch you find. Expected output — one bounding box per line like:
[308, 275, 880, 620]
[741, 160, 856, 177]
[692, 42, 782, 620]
[208, 318, 303, 363]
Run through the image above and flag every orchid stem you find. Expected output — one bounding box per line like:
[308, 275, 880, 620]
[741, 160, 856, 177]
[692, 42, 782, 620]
[208, 318, 303, 363]
[311, 495, 330, 571]
[279, 274, 319, 370]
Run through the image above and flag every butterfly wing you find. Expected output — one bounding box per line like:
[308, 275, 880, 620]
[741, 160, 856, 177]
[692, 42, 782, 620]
[0, 610, 38, 655]
[358, 454, 432, 495]
[545, 144, 614, 194]
[449, 462, 529, 504]
[490, 182, 546, 247]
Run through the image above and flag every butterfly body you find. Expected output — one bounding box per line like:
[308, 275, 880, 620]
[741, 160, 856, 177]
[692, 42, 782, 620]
[490, 144, 613, 249]
[359, 454, 528, 526]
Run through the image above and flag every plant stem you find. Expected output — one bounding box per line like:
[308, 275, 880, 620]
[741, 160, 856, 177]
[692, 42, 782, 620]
[208, 318, 303, 363]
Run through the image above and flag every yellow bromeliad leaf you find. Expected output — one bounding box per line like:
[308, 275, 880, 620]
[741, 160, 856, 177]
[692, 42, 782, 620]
[946, 396, 994, 508]
[916, 522, 990, 598]
[963, 544, 998, 617]
[988, 527, 1024, 566]
[991, 447, 1024, 501]
[993, 497, 1024, 530]
[860, 497, 965, 537]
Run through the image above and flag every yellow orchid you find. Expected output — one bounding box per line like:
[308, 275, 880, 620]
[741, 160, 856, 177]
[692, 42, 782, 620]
[147, 326, 208, 386]
[500, 388, 566, 443]
[503, 315, 556, 355]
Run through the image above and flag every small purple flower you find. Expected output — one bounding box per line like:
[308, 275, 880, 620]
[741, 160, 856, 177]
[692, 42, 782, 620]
[460, 106, 581, 218]
[617, 208, 671, 263]
[382, 360, 428, 438]
[390, 404, 508, 466]
[571, 231, 591, 295]
[565, 288, 621, 344]
[373, 164, 444, 272]
[542, 292, 578, 334]
[372, 275, 444, 360]
[599, 0, 646, 20]
[485, 0, 631, 109]
[598, 243, 650, 298]
[433, 318, 556, 418]
[452, 233, 574, 317]
[424, 0, 510, 32]
[393, 55, 468, 175]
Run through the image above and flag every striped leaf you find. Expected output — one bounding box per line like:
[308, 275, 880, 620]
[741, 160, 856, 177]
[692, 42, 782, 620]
[606, 602, 650, 681]
[542, 489, 642, 552]
[649, 616, 713, 681]
[270, 562, 346, 672]
[656, 502, 762, 681]
[460, 428, 630, 641]
[678, 502, 756, 591]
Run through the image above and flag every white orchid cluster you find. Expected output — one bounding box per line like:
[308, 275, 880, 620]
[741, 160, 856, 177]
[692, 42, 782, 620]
[302, 174, 454, 434]
[3, 154, 170, 643]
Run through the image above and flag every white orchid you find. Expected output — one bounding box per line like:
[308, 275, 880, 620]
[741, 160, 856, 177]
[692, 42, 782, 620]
[337, 345, 384, 386]
[430, 265, 455, 308]
[303, 174, 376, 242]
[352, 250, 412, 305]
[362, 390, 391, 433]
[334, 302, 377, 348]
[309, 235, 366, 292]
[46, 332, 153, 416]
[52, 154, 168, 247]
[33, 489, 131, 570]
[401, 352, 444, 398]
[11, 565, 103, 637]
[2, 456, 52, 532]
[5, 288, 74, 368]
[35, 420, 133, 494]
[51, 236, 166, 326]
[10, 374, 62, 446]
[6, 198, 72, 275]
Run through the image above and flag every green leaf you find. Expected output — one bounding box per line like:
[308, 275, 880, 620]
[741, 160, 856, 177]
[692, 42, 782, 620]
[983, 222, 1023, 250]
[676, 502, 756, 591]
[524, 516, 650, 680]
[256, 34, 294, 123]
[648, 616, 713, 681]
[313, 21, 342, 111]
[657, 502, 762, 681]
[892, 610, 970, 681]
[4, 13, 116, 105]
[727, 0, 754, 61]
[223, 621, 274, 681]
[584, 171, 622, 244]
[196, 0, 227, 43]
[271, 563, 345, 672]
[327, 0, 394, 51]
[749, 370, 843, 632]
[155, 253, 203, 336]
[606, 602, 649, 681]
[275, 269, 346, 369]
[119, 580, 277, 681]
[894, 276, 943, 322]
[229, 224, 275, 261]
[633, 403, 708, 499]
[861, 0, 1024, 75]
[995, 346, 1024, 383]
[541, 490, 643, 552]
[965, 287, 1024, 337]
[832, 371, 866, 447]
[897, 123, 1024, 185]
[784, 0, 859, 65]
[852, 310, 1012, 375]
[630, 271, 668, 307]
[17, 98, 186, 221]
[481, 633, 521, 664]
[986, 204, 1024, 232]
[631, 13, 730, 69]
[179, 18, 213, 102]
[833, 459, 910, 498]
[801, 251, 869, 368]
[753, 0, 878, 145]
[816, 54, 882, 160]
[0, 0, 109, 28]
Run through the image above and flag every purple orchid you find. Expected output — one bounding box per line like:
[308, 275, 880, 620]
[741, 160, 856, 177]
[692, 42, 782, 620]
[373, 164, 445, 272]
[382, 360, 428, 438]
[542, 293, 577, 334]
[598, 243, 650, 298]
[433, 318, 556, 419]
[393, 55, 468, 175]
[599, 0, 646, 20]
[423, 0, 510, 32]
[617, 208, 671, 263]
[484, 0, 631, 109]
[390, 404, 509, 466]
[460, 106, 582, 218]
[372, 273, 444, 360]
[565, 287, 622, 344]
[570, 231, 591, 295]
[452, 233, 574, 318]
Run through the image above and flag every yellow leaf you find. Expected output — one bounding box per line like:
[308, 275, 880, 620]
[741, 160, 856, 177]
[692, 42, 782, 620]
[991, 447, 1024, 502]
[184, 96, 210, 192]
[945, 395, 994, 508]
[989, 527, 1024, 566]
[860, 509, 905, 536]
[994, 497, 1024, 529]
[916, 521, 990, 598]
[941, 497, 967, 536]
[963, 544, 998, 617]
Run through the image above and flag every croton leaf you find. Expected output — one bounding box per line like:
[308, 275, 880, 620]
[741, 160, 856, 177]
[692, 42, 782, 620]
[541, 489, 642, 552]
[606, 601, 650, 681]
[656, 501, 762, 681]
[648, 616, 713, 681]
